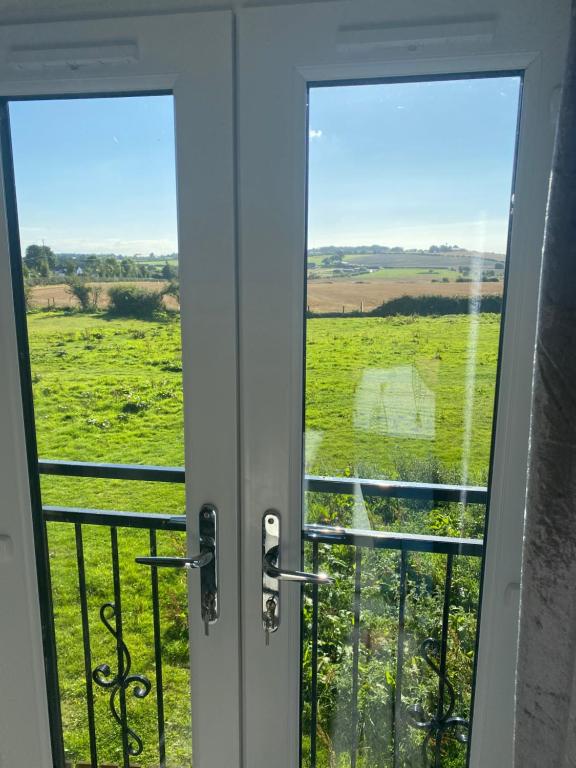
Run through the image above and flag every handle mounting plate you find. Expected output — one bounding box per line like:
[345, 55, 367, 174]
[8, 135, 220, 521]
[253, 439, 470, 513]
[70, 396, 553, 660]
[199, 503, 219, 629]
[135, 503, 219, 632]
[262, 510, 281, 635]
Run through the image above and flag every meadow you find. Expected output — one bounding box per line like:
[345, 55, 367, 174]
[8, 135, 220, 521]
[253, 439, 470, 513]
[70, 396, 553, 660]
[305, 249, 504, 313]
[28, 307, 501, 767]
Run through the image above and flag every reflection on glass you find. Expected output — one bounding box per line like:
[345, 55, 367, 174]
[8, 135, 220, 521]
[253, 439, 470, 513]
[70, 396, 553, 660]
[302, 77, 521, 767]
[10, 95, 191, 767]
[353, 366, 436, 440]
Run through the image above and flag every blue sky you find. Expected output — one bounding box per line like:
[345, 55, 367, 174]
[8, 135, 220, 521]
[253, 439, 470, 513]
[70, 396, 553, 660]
[308, 76, 521, 254]
[9, 77, 520, 256]
[10, 95, 178, 256]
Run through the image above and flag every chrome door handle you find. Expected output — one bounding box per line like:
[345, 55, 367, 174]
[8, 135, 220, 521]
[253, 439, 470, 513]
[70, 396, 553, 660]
[263, 548, 332, 584]
[262, 510, 332, 643]
[136, 550, 213, 569]
[136, 504, 219, 635]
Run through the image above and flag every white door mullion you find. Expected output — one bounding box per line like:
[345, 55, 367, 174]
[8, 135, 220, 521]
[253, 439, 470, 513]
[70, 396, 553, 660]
[175, 30, 242, 765]
[238, 11, 308, 766]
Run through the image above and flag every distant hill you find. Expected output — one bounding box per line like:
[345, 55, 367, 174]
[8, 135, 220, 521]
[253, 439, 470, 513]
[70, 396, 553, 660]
[309, 246, 505, 271]
[345, 251, 504, 270]
[55, 252, 178, 261]
[308, 244, 464, 256]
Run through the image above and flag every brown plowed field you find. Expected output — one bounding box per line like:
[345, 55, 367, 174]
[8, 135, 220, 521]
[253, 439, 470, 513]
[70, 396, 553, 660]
[29, 281, 179, 310]
[29, 277, 503, 314]
[306, 278, 503, 313]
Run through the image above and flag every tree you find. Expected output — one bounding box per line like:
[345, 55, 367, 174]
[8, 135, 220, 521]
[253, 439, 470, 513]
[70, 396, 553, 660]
[24, 244, 55, 275]
[37, 258, 50, 278]
[82, 255, 99, 277]
[322, 253, 343, 266]
[103, 257, 120, 279]
[161, 262, 177, 280]
[120, 258, 135, 278]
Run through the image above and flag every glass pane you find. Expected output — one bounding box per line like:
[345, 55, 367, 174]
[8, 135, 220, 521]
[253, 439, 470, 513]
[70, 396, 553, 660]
[10, 95, 191, 767]
[302, 76, 521, 767]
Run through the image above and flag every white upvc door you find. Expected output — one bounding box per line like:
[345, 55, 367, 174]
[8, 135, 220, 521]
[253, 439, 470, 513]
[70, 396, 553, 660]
[237, 3, 569, 768]
[0, 2, 571, 767]
[0, 11, 240, 768]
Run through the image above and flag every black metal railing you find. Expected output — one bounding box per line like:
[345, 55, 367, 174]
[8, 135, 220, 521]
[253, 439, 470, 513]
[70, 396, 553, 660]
[46, 506, 184, 768]
[301, 528, 482, 767]
[38, 459, 485, 768]
[40, 458, 486, 504]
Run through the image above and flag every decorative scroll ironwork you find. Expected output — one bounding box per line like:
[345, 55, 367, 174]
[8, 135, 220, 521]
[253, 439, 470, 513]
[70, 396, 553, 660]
[407, 638, 469, 766]
[92, 602, 152, 756]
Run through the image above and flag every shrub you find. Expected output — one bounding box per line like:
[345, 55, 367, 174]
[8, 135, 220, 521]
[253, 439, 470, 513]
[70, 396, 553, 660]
[307, 294, 503, 319]
[107, 285, 164, 318]
[66, 279, 93, 311]
[23, 282, 32, 311]
[90, 285, 102, 309]
[370, 294, 502, 317]
[162, 279, 180, 306]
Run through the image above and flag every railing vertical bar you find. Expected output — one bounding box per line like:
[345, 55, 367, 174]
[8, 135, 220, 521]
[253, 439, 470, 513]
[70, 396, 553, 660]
[111, 526, 130, 768]
[150, 529, 167, 767]
[350, 547, 362, 768]
[434, 554, 453, 768]
[75, 523, 98, 768]
[393, 549, 408, 767]
[310, 540, 319, 768]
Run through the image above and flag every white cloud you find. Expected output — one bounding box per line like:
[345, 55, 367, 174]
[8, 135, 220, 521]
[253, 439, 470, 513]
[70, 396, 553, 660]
[20, 226, 178, 256]
[309, 129, 323, 139]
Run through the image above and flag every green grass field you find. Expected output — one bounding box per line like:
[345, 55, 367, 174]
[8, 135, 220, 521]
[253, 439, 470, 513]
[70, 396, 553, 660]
[308, 264, 460, 281]
[27, 308, 500, 767]
[133, 257, 179, 267]
[30, 310, 499, 508]
[305, 314, 499, 484]
[360, 267, 457, 281]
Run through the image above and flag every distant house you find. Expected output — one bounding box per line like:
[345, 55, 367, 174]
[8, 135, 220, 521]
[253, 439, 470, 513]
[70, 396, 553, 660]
[76, 267, 83, 276]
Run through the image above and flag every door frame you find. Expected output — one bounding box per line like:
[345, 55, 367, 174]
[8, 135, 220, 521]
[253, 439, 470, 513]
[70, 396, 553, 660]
[0, 11, 240, 767]
[237, 3, 570, 767]
[0, 3, 570, 767]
